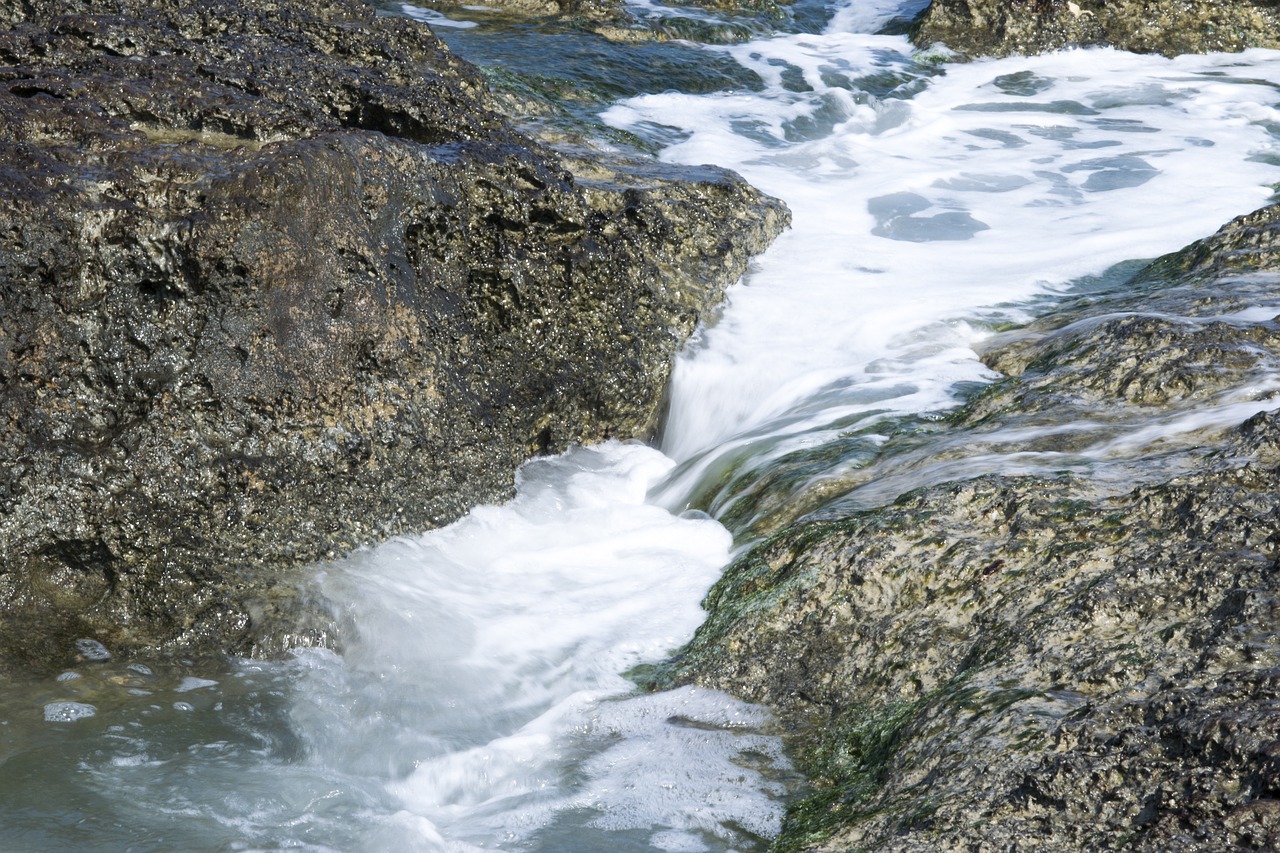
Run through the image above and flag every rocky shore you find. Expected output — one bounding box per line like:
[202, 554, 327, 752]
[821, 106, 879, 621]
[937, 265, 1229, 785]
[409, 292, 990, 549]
[5, 0, 1280, 846]
[642, 4, 1280, 849]
[0, 0, 787, 672]
[666, 204, 1280, 850]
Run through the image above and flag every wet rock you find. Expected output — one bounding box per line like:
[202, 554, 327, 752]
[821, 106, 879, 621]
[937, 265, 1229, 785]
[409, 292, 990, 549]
[961, 206, 1280, 426]
[1135, 203, 1280, 285]
[672, 455, 1280, 851]
[962, 311, 1280, 423]
[0, 0, 788, 672]
[911, 0, 1280, 58]
[665, 209, 1280, 850]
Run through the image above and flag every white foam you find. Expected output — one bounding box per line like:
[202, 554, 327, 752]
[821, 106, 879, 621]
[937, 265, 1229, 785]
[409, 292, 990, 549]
[399, 2, 479, 28]
[75, 638, 112, 661]
[283, 443, 786, 849]
[604, 46, 1280, 469]
[44, 702, 97, 723]
[175, 677, 220, 693]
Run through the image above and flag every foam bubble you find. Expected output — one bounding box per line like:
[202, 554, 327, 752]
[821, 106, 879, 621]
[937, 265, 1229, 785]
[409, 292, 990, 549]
[399, 2, 478, 28]
[285, 443, 778, 848]
[44, 702, 97, 723]
[175, 677, 220, 693]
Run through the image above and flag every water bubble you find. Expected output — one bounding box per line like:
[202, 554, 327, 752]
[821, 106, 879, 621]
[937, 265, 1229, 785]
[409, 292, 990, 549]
[75, 638, 111, 661]
[44, 702, 97, 723]
[173, 702, 195, 712]
[55, 671, 81, 682]
[175, 677, 219, 693]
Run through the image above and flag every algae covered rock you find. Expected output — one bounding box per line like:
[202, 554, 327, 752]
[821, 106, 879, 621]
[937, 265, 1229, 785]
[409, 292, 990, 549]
[674, 457, 1280, 851]
[0, 0, 787, 671]
[911, 0, 1280, 58]
[962, 205, 1280, 426]
[667, 206, 1280, 850]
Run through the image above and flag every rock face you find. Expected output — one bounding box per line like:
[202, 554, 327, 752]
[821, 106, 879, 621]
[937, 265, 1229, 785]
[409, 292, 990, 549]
[911, 0, 1280, 58]
[0, 0, 787, 671]
[666, 206, 1280, 851]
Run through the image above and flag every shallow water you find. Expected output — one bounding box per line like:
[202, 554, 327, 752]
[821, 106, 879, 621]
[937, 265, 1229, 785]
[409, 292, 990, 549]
[4, 1, 1280, 850]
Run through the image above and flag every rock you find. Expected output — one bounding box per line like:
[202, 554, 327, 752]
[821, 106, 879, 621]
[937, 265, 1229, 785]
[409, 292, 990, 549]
[448, 0, 630, 24]
[1135, 203, 1280, 286]
[0, 0, 788, 672]
[664, 210, 1280, 850]
[960, 205, 1280, 427]
[672, 452, 1280, 851]
[911, 0, 1280, 58]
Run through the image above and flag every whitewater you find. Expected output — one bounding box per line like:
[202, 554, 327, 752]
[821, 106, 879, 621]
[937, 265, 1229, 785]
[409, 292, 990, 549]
[3, 0, 1280, 850]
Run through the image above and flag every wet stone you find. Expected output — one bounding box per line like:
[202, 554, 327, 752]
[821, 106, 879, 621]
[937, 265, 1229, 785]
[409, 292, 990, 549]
[665, 202, 1280, 852]
[0, 0, 788, 673]
[911, 0, 1280, 58]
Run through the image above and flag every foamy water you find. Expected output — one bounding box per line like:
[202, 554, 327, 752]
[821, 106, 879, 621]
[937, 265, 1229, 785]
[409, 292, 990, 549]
[605, 44, 1280, 467]
[5, 2, 1280, 850]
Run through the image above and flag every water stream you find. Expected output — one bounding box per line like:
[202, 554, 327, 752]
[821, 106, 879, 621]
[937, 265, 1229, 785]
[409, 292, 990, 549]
[4, 1, 1280, 850]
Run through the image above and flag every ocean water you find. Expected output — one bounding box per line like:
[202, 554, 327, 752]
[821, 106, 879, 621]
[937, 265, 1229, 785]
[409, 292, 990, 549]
[3, 1, 1280, 850]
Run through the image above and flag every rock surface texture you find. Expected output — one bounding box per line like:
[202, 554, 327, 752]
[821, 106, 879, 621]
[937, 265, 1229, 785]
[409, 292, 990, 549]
[0, 0, 787, 671]
[911, 0, 1280, 57]
[668, 208, 1280, 852]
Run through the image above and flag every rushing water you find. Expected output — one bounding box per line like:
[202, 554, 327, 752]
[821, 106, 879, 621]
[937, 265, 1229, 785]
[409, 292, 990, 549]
[5, 1, 1280, 850]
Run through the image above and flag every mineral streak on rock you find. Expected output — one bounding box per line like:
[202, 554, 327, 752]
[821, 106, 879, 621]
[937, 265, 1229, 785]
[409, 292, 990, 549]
[667, 206, 1280, 851]
[911, 0, 1280, 58]
[0, 0, 788, 671]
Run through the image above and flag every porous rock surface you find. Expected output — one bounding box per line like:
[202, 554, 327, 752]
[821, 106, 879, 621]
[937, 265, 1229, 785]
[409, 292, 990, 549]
[0, 0, 787, 671]
[667, 209, 1280, 851]
[912, 0, 1280, 58]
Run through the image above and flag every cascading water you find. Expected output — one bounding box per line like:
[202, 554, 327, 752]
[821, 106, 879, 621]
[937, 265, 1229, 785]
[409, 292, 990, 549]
[3, 1, 1280, 850]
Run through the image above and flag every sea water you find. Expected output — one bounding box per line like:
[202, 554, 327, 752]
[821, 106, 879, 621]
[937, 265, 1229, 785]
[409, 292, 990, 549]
[4, 1, 1280, 850]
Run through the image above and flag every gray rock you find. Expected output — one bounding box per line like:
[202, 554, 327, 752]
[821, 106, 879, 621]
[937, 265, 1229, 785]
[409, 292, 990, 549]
[0, 0, 788, 672]
[911, 0, 1280, 58]
[664, 209, 1280, 850]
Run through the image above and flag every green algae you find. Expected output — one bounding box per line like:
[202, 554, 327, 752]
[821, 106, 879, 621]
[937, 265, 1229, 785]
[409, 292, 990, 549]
[773, 699, 924, 853]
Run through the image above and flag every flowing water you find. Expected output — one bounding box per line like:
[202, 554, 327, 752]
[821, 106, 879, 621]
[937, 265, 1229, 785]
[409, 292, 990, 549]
[4, 1, 1280, 850]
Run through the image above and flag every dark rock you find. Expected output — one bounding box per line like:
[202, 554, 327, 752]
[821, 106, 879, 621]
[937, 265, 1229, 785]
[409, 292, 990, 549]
[911, 0, 1280, 58]
[0, 0, 788, 672]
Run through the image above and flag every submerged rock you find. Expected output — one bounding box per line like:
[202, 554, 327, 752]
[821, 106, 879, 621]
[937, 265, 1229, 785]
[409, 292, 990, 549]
[911, 0, 1280, 58]
[666, 208, 1280, 850]
[0, 0, 787, 671]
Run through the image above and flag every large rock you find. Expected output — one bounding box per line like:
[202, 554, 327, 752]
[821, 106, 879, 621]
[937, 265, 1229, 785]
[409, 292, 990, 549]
[911, 0, 1280, 58]
[664, 208, 1280, 851]
[0, 0, 788, 671]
